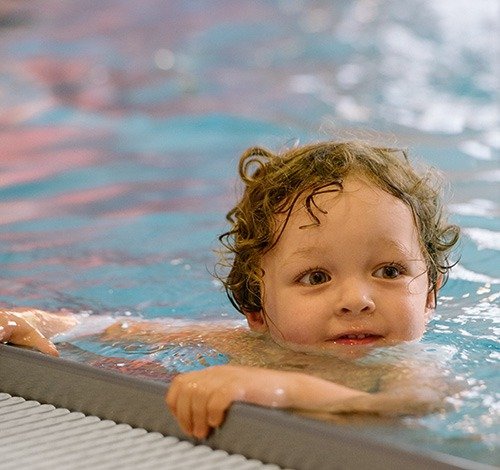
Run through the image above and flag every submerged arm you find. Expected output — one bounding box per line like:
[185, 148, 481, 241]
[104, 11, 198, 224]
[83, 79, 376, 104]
[102, 319, 245, 356]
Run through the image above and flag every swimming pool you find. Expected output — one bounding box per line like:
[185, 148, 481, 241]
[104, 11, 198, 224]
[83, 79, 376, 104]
[0, 0, 498, 466]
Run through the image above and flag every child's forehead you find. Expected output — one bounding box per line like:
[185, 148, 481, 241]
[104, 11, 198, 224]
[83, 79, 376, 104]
[268, 175, 420, 248]
[280, 175, 397, 217]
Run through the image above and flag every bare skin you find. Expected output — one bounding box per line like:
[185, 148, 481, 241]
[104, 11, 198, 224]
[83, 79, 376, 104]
[0, 177, 453, 440]
[101, 319, 450, 440]
[156, 175, 448, 438]
[0, 308, 451, 440]
[0, 309, 76, 356]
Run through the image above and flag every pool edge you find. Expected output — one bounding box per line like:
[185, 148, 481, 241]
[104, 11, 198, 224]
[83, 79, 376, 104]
[0, 344, 493, 470]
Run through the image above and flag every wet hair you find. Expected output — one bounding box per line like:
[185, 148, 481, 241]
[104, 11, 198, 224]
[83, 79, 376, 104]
[218, 141, 460, 314]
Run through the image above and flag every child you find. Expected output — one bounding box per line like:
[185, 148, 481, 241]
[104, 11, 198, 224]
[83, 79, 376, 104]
[0, 140, 460, 440]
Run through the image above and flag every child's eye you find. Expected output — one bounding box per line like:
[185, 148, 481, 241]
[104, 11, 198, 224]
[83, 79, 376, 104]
[298, 270, 331, 286]
[374, 264, 405, 279]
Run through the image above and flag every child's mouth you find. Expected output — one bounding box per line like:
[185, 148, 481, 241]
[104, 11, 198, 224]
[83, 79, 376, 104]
[331, 333, 383, 345]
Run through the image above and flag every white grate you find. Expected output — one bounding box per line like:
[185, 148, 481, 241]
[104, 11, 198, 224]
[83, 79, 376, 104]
[0, 393, 284, 470]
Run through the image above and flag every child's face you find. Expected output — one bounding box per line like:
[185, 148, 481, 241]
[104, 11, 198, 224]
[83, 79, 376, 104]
[246, 175, 435, 356]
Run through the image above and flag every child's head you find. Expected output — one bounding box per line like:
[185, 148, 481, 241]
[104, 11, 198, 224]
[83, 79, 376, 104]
[219, 141, 459, 351]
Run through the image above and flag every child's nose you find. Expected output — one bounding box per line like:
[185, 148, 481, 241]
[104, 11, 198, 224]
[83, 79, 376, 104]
[335, 280, 375, 316]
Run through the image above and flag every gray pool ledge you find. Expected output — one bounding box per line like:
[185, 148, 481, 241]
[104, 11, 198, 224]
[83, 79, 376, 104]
[0, 344, 494, 470]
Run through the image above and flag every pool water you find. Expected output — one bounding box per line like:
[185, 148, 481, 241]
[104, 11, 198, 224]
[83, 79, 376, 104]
[0, 0, 498, 465]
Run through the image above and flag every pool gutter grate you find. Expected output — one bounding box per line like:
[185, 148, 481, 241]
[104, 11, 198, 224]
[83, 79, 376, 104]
[0, 393, 281, 470]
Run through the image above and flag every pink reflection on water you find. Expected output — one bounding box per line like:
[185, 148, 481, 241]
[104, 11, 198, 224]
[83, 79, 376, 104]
[0, 225, 103, 252]
[0, 127, 103, 187]
[0, 185, 125, 225]
[1, 127, 80, 158]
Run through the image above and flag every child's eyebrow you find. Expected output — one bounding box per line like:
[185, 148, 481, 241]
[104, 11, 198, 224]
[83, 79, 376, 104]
[281, 247, 325, 266]
[377, 239, 423, 259]
[283, 240, 423, 265]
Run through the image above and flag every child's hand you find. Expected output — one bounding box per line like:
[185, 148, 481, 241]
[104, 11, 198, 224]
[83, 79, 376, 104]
[0, 311, 59, 356]
[166, 365, 373, 439]
[166, 365, 294, 439]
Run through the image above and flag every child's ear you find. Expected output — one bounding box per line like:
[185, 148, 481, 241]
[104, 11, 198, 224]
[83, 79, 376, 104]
[244, 310, 268, 333]
[425, 274, 444, 318]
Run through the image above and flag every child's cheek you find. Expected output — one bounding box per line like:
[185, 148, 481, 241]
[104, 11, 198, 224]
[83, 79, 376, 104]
[264, 294, 320, 345]
[397, 313, 428, 342]
[270, 321, 317, 345]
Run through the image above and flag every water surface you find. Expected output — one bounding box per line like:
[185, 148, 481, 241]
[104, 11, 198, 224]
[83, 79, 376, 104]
[0, 0, 498, 465]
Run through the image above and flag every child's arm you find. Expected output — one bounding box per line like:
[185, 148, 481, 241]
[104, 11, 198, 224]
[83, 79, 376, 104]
[0, 309, 78, 356]
[102, 320, 197, 342]
[102, 319, 246, 354]
[165, 363, 451, 440]
[104, 320, 452, 437]
[166, 365, 368, 439]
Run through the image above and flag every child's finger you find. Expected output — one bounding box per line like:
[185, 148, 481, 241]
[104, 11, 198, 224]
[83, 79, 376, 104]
[0, 315, 59, 356]
[206, 390, 233, 429]
[190, 386, 211, 439]
[15, 329, 59, 357]
[173, 383, 195, 436]
[165, 377, 181, 414]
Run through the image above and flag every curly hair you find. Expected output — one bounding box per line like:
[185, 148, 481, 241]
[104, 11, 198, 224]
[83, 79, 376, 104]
[218, 141, 460, 314]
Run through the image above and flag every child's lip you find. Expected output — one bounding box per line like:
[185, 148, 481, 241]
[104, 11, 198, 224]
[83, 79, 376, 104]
[329, 332, 384, 345]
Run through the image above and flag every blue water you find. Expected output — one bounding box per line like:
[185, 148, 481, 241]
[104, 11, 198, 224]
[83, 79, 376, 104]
[0, 0, 498, 465]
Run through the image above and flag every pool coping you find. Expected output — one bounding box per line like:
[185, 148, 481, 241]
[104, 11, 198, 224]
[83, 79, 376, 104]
[0, 344, 493, 470]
